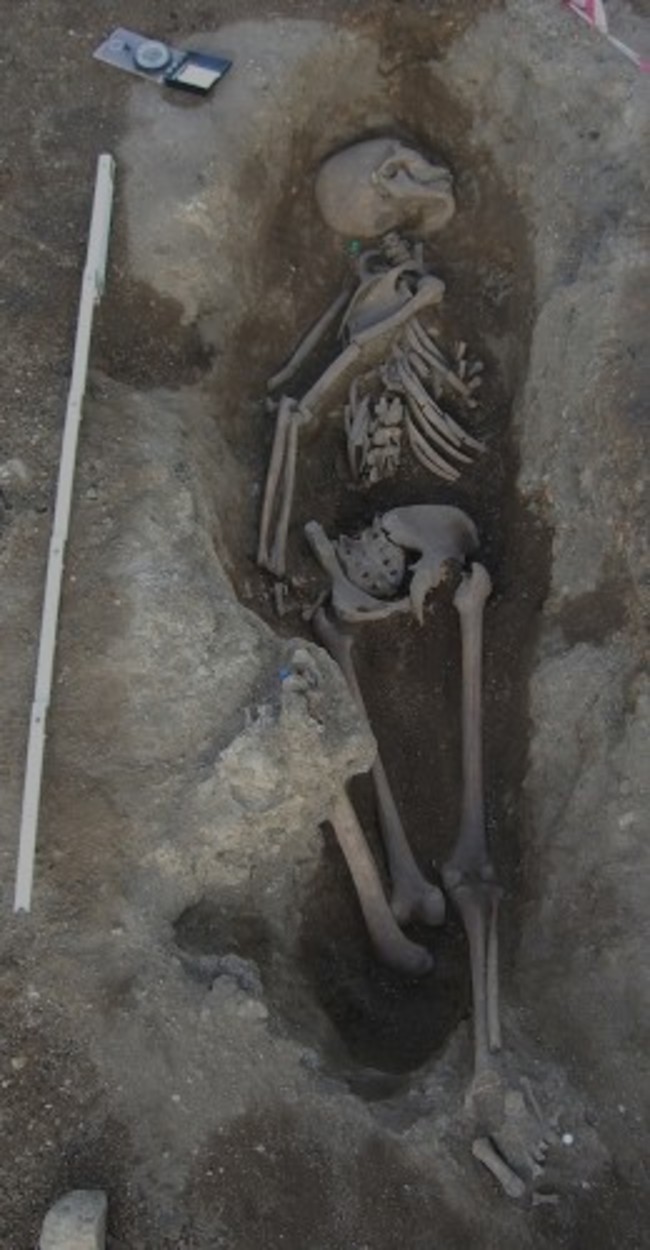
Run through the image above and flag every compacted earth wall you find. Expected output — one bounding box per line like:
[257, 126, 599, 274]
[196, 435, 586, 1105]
[0, 4, 647, 1247]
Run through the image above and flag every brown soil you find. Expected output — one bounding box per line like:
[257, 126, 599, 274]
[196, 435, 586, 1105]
[1, 3, 647, 1248]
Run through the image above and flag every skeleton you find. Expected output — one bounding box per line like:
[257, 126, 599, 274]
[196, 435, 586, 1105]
[253, 140, 554, 1197]
[258, 153, 485, 577]
[306, 507, 490, 961]
[307, 505, 555, 1198]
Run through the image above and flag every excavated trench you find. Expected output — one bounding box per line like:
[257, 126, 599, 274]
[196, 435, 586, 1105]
[2, 5, 646, 1246]
[65, 8, 648, 1245]
[155, 31, 552, 1088]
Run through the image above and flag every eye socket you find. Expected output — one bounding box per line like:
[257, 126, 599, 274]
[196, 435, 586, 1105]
[379, 157, 405, 181]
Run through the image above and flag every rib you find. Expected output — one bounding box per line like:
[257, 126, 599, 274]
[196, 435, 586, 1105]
[410, 317, 474, 401]
[400, 345, 485, 454]
[406, 395, 474, 466]
[406, 415, 459, 482]
[397, 355, 464, 449]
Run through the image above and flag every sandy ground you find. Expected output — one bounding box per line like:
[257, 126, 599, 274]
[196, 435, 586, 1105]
[1, 3, 648, 1248]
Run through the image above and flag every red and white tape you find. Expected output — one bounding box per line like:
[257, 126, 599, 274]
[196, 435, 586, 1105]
[563, 1, 650, 72]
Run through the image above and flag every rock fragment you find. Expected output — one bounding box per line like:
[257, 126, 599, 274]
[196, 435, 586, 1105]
[39, 1189, 108, 1250]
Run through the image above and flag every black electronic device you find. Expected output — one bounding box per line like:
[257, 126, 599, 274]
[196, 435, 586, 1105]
[94, 29, 232, 96]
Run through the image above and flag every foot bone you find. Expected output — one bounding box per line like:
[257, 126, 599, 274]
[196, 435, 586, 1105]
[472, 1137, 526, 1200]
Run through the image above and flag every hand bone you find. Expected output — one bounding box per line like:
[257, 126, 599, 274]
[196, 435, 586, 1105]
[471, 1077, 558, 1201]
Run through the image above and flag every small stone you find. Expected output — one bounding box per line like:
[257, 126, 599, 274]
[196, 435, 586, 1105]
[234, 997, 268, 1022]
[0, 457, 31, 487]
[39, 1189, 107, 1250]
[10, 1055, 27, 1072]
[85, 486, 98, 501]
[561, 1132, 574, 1146]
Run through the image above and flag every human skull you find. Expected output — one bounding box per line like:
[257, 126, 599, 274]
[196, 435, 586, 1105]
[315, 137, 455, 240]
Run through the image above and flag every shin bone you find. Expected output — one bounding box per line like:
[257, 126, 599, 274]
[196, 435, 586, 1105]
[443, 563, 501, 1076]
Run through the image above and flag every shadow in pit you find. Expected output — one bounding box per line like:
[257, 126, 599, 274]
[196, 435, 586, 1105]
[298, 819, 471, 1083]
[173, 884, 469, 1097]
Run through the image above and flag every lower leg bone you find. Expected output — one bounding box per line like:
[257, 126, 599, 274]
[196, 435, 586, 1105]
[313, 608, 445, 928]
[443, 563, 501, 1076]
[328, 789, 433, 976]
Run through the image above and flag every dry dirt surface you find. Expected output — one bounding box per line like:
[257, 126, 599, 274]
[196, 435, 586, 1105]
[1, 2, 649, 1248]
